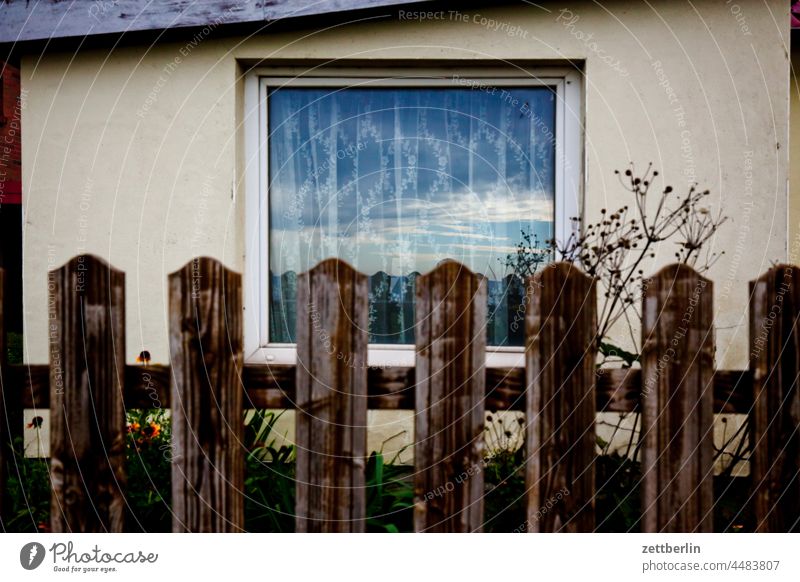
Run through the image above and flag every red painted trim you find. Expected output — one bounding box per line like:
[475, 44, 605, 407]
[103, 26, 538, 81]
[0, 180, 21, 204]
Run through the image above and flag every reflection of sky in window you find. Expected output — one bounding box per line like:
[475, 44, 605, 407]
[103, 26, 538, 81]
[268, 86, 556, 277]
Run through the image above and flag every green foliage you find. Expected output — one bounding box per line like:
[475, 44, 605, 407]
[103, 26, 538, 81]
[244, 410, 296, 532]
[124, 408, 172, 532]
[5, 409, 178, 533]
[245, 457, 296, 532]
[6, 331, 23, 365]
[2, 414, 754, 532]
[482, 448, 526, 533]
[365, 451, 413, 533]
[480, 412, 526, 532]
[599, 341, 639, 367]
[3, 408, 418, 533]
[244, 411, 415, 533]
[714, 477, 753, 533]
[594, 452, 641, 532]
[244, 409, 295, 464]
[3, 437, 50, 532]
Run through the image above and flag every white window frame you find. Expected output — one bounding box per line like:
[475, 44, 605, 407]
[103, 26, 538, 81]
[244, 66, 583, 367]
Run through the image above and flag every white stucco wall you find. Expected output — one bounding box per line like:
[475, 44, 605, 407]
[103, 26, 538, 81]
[21, 0, 789, 371]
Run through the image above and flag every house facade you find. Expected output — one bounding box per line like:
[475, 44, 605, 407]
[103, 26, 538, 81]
[0, 60, 22, 339]
[0, 0, 789, 373]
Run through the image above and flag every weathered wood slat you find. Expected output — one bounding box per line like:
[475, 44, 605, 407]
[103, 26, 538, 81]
[169, 258, 244, 532]
[641, 264, 715, 533]
[414, 261, 486, 532]
[9, 363, 753, 413]
[295, 259, 368, 532]
[49, 255, 126, 533]
[749, 265, 800, 532]
[525, 262, 596, 532]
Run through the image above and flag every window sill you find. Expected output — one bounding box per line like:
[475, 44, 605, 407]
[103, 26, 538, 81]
[245, 345, 525, 368]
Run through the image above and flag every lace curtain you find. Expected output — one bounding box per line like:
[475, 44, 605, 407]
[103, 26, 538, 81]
[268, 85, 555, 346]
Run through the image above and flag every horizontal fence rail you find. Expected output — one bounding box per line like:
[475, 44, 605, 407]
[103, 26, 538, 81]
[4, 364, 753, 413]
[0, 255, 798, 533]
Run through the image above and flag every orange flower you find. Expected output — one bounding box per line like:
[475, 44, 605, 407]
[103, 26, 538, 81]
[127, 422, 140, 434]
[143, 422, 161, 439]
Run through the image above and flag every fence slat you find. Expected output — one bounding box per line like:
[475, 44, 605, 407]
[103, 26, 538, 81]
[49, 255, 126, 532]
[414, 260, 486, 532]
[169, 257, 243, 532]
[641, 264, 714, 532]
[749, 265, 800, 532]
[295, 259, 368, 532]
[525, 262, 596, 532]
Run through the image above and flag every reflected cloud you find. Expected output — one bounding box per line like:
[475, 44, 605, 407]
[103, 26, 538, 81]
[267, 84, 556, 345]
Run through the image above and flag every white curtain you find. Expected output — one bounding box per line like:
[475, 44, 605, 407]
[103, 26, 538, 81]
[268, 86, 556, 346]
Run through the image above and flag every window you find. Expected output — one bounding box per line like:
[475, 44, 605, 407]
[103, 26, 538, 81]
[245, 68, 582, 366]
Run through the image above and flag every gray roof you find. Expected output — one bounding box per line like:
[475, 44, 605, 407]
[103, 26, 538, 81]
[0, 0, 435, 44]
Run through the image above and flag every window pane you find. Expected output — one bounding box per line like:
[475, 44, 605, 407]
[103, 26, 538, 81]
[268, 85, 556, 346]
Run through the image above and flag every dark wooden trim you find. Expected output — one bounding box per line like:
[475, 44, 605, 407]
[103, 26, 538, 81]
[9, 363, 753, 414]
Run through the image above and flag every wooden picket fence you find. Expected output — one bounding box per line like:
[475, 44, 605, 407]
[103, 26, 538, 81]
[0, 255, 798, 532]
